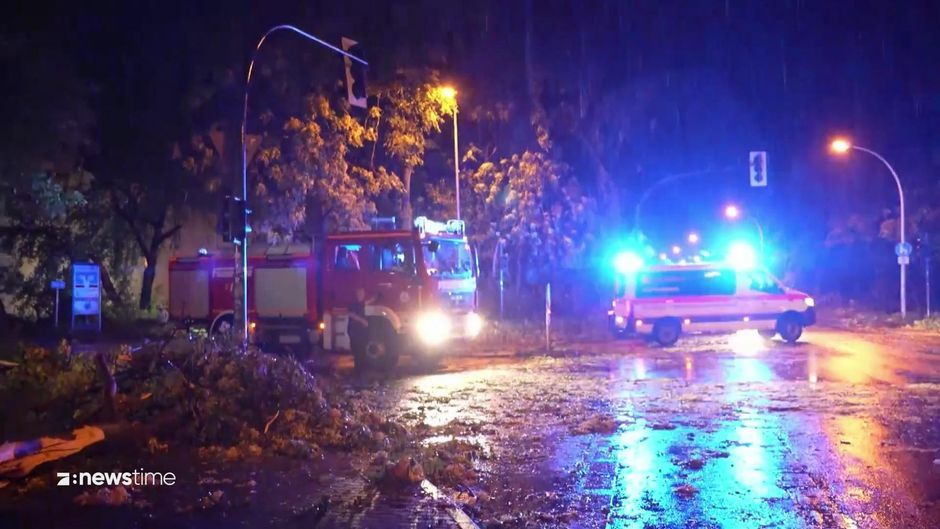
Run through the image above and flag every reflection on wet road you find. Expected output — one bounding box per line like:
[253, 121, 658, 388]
[359, 327, 940, 528]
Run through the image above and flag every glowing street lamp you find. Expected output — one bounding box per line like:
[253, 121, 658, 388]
[687, 232, 700, 245]
[671, 245, 682, 256]
[828, 137, 907, 318]
[438, 85, 461, 220]
[723, 204, 740, 220]
[829, 138, 852, 154]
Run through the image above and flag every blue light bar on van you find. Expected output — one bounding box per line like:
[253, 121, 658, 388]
[726, 242, 757, 270]
[613, 251, 644, 274]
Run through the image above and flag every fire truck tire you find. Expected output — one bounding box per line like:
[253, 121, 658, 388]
[776, 313, 803, 344]
[652, 319, 681, 347]
[355, 318, 400, 371]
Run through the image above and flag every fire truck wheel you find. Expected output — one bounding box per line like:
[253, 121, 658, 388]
[652, 319, 681, 347]
[776, 313, 803, 344]
[759, 329, 777, 339]
[356, 318, 400, 371]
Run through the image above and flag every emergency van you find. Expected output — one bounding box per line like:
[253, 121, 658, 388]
[609, 263, 815, 345]
[168, 217, 483, 370]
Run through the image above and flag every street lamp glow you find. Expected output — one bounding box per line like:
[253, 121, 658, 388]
[687, 232, 700, 244]
[724, 204, 740, 219]
[671, 245, 682, 255]
[830, 138, 852, 154]
[438, 86, 457, 101]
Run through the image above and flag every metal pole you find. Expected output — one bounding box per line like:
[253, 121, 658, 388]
[54, 289, 59, 328]
[750, 216, 765, 254]
[545, 282, 551, 352]
[453, 109, 460, 220]
[926, 233, 931, 317]
[239, 25, 367, 343]
[852, 146, 906, 319]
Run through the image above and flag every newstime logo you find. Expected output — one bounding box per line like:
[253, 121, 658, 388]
[56, 470, 177, 487]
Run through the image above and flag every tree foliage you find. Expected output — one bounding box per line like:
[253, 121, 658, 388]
[428, 146, 597, 285]
[251, 94, 403, 239]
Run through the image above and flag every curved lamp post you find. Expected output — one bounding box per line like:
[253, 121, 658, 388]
[235, 25, 368, 342]
[830, 137, 907, 319]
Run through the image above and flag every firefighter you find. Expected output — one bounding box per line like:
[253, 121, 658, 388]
[348, 288, 371, 369]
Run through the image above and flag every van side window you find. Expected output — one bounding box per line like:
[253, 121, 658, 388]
[749, 271, 784, 294]
[636, 269, 735, 298]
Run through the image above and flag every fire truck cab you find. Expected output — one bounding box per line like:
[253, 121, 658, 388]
[167, 216, 483, 371]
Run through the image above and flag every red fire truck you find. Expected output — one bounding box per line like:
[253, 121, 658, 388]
[168, 217, 483, 370]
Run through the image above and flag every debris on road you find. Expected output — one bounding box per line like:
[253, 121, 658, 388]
[73, 485, 132, 507]
[0, 426, 105, 478]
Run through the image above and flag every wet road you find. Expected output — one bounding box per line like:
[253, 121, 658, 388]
[356, 327, 940, 528]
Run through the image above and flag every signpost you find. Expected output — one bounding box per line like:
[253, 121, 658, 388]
[50, 279, 65, 328]
[71, 263, 102, 333]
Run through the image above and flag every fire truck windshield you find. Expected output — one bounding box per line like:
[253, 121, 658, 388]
[423, 239, 473, 279]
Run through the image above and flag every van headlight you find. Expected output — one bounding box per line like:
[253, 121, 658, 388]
[416, 311, 451, 346]
[466, 312, 484, 338]
[804, 297, 815, 307]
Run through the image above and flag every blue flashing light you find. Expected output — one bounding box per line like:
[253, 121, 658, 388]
[727, 242, 757, 270]
[613, 251, 644, 274]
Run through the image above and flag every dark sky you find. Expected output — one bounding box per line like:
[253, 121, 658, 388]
[5, 0, 940, 247]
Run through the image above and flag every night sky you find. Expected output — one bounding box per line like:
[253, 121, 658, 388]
[4, 0, 940, 254]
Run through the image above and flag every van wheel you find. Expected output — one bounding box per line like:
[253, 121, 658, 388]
[652, 319, 681, 346]
[776, 313, 803, 343]
[354, 318, 400, 371]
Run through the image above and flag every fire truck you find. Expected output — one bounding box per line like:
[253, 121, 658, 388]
[168, 217, 483, 370]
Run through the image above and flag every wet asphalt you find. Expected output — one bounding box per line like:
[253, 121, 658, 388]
[359, 327, 940, 528]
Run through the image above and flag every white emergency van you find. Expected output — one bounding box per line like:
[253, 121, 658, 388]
[609, 263, 815, 345]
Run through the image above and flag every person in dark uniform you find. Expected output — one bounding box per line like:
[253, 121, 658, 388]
[348, 288, 371, 366]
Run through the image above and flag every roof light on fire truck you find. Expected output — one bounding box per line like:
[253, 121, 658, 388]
[198, 247, 209, 256]
[804, 297, 815, 307]
[466, 312, 484, 338]
[613, 251, 643, 274]
[416, 310, 451, 346]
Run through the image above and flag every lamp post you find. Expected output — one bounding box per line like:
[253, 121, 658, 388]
[830, 137, 907, 319]
[237, 25, 368, 342]
[723, 204, 765, 253]
[438, 86, 460, 220]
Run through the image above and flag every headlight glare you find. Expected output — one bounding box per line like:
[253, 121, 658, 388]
[466, 312, 484, 338]
[416, 311, 451, 346]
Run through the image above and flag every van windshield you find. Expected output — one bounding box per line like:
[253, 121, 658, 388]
[636, 268, 736, 298]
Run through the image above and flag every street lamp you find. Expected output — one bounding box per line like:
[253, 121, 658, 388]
[829, 137, 908, 319]
[687, 232, 700, 245]
[723, 204, 764, 253]
[438, 86, 460, 220]
[236, 25, 368, 343]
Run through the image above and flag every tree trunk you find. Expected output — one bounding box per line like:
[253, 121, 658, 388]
[139, 259, 156, 311]
[401, 165, 414, 228]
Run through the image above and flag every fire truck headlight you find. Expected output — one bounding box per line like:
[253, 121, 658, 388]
[465, 312, 484, 338]
[417, 311, 451, 346]
[804, 297, 815, 307]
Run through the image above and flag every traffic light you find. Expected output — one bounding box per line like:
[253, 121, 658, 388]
[217, 195, 250, 244]
[749, 151, 767, 187]
[218, 195, 234, 243]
